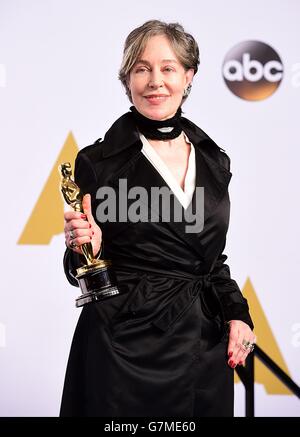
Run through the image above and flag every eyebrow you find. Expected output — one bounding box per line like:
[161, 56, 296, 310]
[135, 59, 179, 65]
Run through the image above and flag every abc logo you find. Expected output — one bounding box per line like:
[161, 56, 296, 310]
[222, 41, 284, 101]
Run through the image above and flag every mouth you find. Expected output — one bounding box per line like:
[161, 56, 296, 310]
[144, 94, 170, 103]
[144, 94, 169, 98]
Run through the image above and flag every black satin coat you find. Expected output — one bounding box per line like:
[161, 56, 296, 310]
[60, 111, 253, 417]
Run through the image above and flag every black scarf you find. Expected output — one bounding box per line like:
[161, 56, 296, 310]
[130, 106, 183, 140]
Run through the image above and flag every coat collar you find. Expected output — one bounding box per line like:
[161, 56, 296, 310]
[101, 110, 226, 160]
[101, 112, 141, 158]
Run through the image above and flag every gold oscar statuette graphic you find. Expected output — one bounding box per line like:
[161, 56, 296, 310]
[59, 162, 119, 307]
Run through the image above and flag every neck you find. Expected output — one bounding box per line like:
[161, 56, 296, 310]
[147, 132, 185, 149]
[130, 105, 183, 141]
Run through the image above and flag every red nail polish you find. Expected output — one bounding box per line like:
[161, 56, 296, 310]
[89, 224, 91, 228]
[81, 214, 86, 219]
[228, 351, 233, 358]
[92, 231, 94, 235]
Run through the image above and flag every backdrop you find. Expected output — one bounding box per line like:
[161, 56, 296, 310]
[0, 0, 299, 417]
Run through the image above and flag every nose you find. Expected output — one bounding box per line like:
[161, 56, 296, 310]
[148, 69, 164, 89]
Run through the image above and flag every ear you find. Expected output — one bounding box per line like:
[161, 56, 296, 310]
[185, 68, 195, 86]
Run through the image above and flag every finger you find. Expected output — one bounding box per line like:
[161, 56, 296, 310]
[82, 194, 98, 229]
[64, 211, 87, 221]
[82, 194, 94, 222]
[75, 235, 93, 247]
[227, 322, 237, 358]
[68, 234, 92, 249]
[236, 331, 256, 365]
[65, 219, 91, 233]
[67, 240, 83, 255]
[235, 343, 249, 366]
[69, 228, 94, 239]
[229, 330, 244, 368]
[238, 335, 256, 365]
[238, 350, 250, 366]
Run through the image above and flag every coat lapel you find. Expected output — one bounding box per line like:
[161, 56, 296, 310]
[103, 112, 232, 259]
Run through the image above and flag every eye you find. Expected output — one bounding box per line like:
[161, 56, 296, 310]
[135, 66, 148, 73]
[163, 66, 175, 72]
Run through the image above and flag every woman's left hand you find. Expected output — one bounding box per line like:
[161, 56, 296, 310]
[227, 320, 256, 368]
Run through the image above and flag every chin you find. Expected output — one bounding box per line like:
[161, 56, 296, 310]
[139, 105, 176, 121]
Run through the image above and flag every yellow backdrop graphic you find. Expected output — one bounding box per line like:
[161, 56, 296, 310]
[235, 277, 291, 394]
[18, 132, 79, 245]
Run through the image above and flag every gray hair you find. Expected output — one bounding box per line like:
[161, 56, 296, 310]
[118, 20, 200, 103]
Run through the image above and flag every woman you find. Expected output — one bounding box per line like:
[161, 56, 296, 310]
[60, 20, 255, 417]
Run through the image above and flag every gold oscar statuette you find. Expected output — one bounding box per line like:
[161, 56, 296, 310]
[59, 162, 119, 307]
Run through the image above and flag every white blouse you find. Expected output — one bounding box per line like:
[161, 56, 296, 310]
[140, 133, 196, 210]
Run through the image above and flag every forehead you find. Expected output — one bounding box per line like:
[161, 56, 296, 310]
[139, 34, 179, 61]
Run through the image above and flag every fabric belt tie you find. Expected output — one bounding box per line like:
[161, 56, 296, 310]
[150, 272, 225, 333]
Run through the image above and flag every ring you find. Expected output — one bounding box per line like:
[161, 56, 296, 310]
[70, 240, 77, 249]
[238, 343, 248, 352]
[242, 339, 255, 353]
[69, 229, 75, 239]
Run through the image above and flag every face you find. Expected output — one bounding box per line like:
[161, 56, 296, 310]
[128, 34, 194, 121]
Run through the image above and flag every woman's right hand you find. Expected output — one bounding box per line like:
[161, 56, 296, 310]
[64, 193, 102, 257]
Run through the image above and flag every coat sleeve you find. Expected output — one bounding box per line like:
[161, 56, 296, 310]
[210, 149, 254, 329]
[210, 245, 254, 330]
[63, 151, 98, 287]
